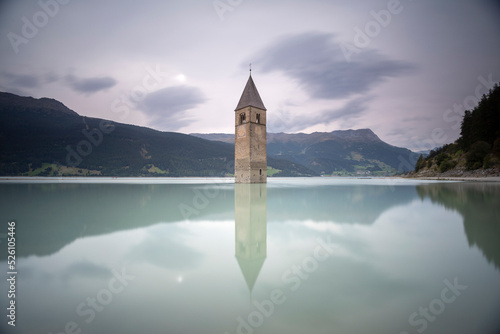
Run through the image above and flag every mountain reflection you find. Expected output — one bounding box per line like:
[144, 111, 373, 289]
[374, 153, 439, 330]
[417, 182, 500, 270]
[0, 180, 418, 259]
[267, 183, 417, 223]
[0, 183, 234, 259]
[234, 184, 267, 294]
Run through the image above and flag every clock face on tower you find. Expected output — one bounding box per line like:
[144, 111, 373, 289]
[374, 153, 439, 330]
[237, 126, 246, 138]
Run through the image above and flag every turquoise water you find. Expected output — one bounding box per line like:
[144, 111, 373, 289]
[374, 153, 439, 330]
[0, 178, 499, 334]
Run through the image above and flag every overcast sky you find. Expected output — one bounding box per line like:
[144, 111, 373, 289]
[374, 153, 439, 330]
[1, 0, 499, 150]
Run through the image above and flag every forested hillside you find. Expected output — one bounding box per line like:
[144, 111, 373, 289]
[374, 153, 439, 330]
[414, 83, 500, 176]
[0, 92, 315, 177]
[194, 129, 419, 176]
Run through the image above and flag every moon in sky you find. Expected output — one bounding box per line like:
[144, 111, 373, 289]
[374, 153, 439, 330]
[176, 74, 186, 82]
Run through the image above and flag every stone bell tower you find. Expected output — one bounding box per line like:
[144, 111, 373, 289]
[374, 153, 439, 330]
[234, 72, 267, 183]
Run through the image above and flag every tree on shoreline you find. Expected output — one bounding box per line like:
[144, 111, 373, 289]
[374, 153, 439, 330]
[415, 83, 500, 173]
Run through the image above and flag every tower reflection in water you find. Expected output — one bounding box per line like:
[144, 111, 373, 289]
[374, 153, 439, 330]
[234, 183, 267, 295]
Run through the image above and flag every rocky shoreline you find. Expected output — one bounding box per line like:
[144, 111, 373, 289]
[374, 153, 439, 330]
[406, 166, 500, 182]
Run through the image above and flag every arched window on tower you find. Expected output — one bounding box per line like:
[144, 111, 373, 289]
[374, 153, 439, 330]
[240, 113, 246, 124]
[256, 113, 260, 124]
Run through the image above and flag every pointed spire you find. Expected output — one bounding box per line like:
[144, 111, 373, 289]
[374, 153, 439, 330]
[236, 256, 266, 292]
[235, 74, 267, 111]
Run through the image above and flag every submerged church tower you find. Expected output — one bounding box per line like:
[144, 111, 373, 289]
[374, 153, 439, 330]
[234, 72, 267, 183]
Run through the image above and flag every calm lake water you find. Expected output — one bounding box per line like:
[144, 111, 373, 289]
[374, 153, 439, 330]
[1, 177, 499, 334]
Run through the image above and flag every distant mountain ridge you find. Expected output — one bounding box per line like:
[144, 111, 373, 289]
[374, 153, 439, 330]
[0, 92, 314, 177]
[192, 129, 382, 145]
[0, 91, 417, 176]
[0, 91, 78, 116]
[193, 129, 418, 175]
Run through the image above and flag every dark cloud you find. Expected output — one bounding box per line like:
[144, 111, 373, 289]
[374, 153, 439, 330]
[323, 95, 372, 123]
[65, 74, 117, 94]
[1, 71, 116, 95]
[331, 97, 378, 130]
[1, 71, 40, 88]
[141, 86, 207, 130]
[44, 72, 60, 84]
[269, 96, 371, 133]
[250, 32, 417, 100]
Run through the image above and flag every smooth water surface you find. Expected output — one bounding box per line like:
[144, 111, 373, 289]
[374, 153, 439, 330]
[1, 178, 499, 334]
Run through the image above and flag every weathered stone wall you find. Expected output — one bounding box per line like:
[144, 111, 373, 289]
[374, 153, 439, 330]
[235, 106, 267, 183]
